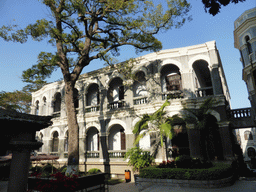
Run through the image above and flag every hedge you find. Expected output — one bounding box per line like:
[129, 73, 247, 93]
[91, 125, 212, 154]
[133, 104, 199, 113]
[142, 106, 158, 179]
[139, 163, 233, 180]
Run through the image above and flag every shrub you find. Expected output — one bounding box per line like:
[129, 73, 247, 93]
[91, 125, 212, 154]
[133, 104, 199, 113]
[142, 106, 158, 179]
[139, 163, 233, 180]
[125, 147, 154, 172]
[41, 164, 58, 177]
[59, 165, 67, 174]
[87, 168, 101, 175]
[175, 155, 192, 168]
[157, 160, 175, 168]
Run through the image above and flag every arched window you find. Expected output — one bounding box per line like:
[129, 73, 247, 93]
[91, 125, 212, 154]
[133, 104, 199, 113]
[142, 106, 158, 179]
[160, 64, 182, 92]
[245, 36, 252, 55]
[42, 97, 47, 115]
[108, 77, 124, 102]
[244, 131, 253, 140]
[38, 132, 43, 152]
[86, 84, 100, 106]
[193, 60, 213, 97]
[108, 125, 126, 150]
[52, 131, 59, 152]
[86, 127, 99, 151]
[35, 100, 39, 115]
[247, 147, 256, 158]
[64, 131, 69, 152]
[133, 71, 147, 97]
[53, 92, 61, 112]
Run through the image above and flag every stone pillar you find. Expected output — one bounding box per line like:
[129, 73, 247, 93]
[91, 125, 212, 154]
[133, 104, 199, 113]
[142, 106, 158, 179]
[124, 80, 134, 108]
[211, 65, 223, 96]
[186, 124, 202, 159]
[8, 141, 42, 192]
[218, 121, 234, 160]
[99, 133, 110, 176]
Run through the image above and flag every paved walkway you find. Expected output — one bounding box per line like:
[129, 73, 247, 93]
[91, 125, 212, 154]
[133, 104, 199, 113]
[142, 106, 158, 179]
[1, 179, 256, 192]
[108, 179, 256, 192]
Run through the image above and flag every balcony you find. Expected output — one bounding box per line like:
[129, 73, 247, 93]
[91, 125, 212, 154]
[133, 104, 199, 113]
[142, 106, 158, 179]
[195, 87, 213, 97]
[108, 150, 126, 158]
[85, 105, 100, 113]
[107, 100, 125, 110]
[134, 97, 148, 105]
[229, 108, 256, 128]
[52, 111, 60, 118]
[162, 90, 184, 100]
[229, 108, 251, 119]
[85, 151, 100, 158]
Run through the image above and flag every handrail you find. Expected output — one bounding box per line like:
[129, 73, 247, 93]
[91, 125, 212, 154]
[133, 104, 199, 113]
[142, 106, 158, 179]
[229, 108, 251, 119]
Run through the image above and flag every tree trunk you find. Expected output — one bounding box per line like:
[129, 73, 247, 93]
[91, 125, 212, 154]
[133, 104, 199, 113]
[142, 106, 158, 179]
[65, 81, 79, 175]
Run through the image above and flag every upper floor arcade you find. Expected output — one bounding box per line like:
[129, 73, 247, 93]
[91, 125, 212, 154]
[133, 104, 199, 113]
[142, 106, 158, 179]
[31, 41, 230, 117]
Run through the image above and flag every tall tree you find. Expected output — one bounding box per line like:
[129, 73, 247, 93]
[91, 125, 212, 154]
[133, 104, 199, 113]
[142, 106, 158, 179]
[1, 0, 191, 174]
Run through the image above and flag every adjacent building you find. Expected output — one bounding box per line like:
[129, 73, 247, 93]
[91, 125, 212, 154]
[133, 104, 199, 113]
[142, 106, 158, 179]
[234, 7, 256, 160]
[31, 41, 233, 177]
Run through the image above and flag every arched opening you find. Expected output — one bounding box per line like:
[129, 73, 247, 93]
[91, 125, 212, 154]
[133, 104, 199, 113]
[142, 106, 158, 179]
[171, 124, 190, 158]
[193, 60, 213, 97]
[53, 92, 61, 113]
[247, 147, 256, 158]
[42, 97, 47, 115]
[200, 115, 223, 160]
[52, 131, 59, 152]
[64, 130, 69, 152]
[35, 100, 39, 115]
[37, 132, 43, 152]
[107, 77, 124, 109]
[160, 64, 182, 100]
[86, 84, 100, 106]
[108, 124, 126, 151]
[244, 130, 253, 140]
[86, 127, 99, 151]
[245, 35, 252, 55]
[133, 71, 147, 97]
[161, 64, 182, 92]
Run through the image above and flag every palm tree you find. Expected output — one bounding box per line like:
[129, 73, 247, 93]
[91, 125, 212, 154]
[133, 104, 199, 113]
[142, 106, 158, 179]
[182, 97, 223, 161]
[133, 100, 174, 161]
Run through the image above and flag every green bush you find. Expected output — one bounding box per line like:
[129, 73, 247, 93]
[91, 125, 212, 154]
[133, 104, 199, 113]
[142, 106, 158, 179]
[41, 164, 58, 177]
[175, 155, 192, 168]
[87, 168, 101, 175]
[139, 163, 233, 180]
[125, 147, 154, 172]
[59, 165, 67, 173]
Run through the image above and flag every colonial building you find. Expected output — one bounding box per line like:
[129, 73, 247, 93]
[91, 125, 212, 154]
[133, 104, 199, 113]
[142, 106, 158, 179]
[234, 7, 256, 160]
[31, 41, 233, 176]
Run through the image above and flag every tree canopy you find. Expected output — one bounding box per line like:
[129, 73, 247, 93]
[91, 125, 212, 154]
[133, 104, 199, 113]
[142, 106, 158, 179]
[0, 90, 31, 114]
[202, 0, 246, 16]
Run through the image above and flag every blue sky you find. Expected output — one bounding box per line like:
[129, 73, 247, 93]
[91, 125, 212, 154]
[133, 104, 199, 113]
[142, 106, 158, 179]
[0, 0, 256, 109]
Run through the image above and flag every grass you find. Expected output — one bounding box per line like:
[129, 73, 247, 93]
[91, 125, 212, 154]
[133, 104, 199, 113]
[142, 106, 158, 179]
[107, 178, 124, 185]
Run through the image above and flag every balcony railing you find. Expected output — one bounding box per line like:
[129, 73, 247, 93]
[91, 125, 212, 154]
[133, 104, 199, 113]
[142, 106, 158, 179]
[108, 150, 126, 158]
[107, 100, 125, 110]
[229, 108, 251, 119]
[85, 151, 100, 158]
[52, 111, 60, 118]
[162, 91, 184, 100]
[50, 152, 59, 157]
[195, 87, 213, 97]
[134, 97, 148, 105]
[85, 105, 100, 113]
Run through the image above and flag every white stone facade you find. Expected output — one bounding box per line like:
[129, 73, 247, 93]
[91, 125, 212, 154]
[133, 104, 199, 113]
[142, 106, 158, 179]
[234, 8, 256, 162]
[31, 41, 232, 175]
